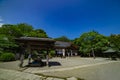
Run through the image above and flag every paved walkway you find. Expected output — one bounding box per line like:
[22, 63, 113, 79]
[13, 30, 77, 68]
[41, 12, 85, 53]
[42, 61, 120, 80]
[24, 61, 116, 73]
[0, 59, 29, 70]
[0, 57, 110, 71]
[0, 57, 119, 80]
[23, 57, 111, 73]
[0, 68, 79, 80]
[0, 68, 43, 80]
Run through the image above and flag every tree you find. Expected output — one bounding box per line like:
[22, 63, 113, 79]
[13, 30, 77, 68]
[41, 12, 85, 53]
[0, 34, 18, 53]
[54, 36, 71, 42]
[0, 23, 48, 38]
[0, 23, 49, 60]
[17, 23, 33, 36]
[28, 29, 48, 38]
[0, 24, 23, 37]
[109, 34, 120, 52]
[73, 31, 109, 57]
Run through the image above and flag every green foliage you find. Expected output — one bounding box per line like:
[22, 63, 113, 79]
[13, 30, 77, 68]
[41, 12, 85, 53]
[73, 31, 109, 56]
[0, 52, 15, 62]
[0, 24, 23, 37]
[0, 23, 119, 58]
[49, 50, 56, 58]
[0, 23, 48, 38]
[109, 34, 120, 52]
[0, 34, 18, 50]
[28, 29, 48, 38]
[54, 36, 71, 42]
[17, 23, 33, 36]
[31, 50, 46, 59]
[0, 48, 3, 54]
[0, 23, 48, 55]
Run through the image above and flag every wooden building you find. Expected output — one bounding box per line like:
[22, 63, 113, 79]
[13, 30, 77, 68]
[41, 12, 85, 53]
[15, 37, 55, 67]
[55, 41, 78, 57]
[15, 37, 78, 67]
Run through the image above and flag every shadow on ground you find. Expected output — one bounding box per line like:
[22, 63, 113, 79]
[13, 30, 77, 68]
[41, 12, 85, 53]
[49, 61, 61, 67]
[25, 61, 61, 67]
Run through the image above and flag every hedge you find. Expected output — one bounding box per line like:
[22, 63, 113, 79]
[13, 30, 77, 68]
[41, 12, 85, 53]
[0, 52, 15, 62]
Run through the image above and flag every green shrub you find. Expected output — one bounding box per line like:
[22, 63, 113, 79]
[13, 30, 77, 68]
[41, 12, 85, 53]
[49, 50, 55, 58]
[0, 52, 15, 62]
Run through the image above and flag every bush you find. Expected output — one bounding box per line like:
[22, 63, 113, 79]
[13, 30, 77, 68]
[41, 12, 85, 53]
[0, 52, 15, 62]
[49, 50, 56, 58]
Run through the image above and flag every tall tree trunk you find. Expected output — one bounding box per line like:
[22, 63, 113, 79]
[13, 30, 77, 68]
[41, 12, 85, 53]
[92, 48, 95, 59]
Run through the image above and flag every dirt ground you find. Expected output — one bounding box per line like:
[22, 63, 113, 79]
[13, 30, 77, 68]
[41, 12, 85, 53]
[42, 61, 120, 80]
[0, 57, 120, 80]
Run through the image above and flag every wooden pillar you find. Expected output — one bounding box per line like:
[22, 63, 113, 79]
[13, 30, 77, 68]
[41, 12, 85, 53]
[19, 45, 25, 67]
[19, 54, 24, 67]
[28, 53, 31, 64]
[71, 50, 73, 56]
[62, 49, 65, 57]
[67, 49, 70, 57]
[27, 44, 31, 64]
[46, 49, 49, 67]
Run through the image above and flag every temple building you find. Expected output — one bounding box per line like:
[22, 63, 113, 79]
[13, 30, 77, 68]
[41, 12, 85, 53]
[15, 37, 78, 67]
[55, 41, 78, 57]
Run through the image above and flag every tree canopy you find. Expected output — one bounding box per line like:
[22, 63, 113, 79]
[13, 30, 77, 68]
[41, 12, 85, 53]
[0, 23, 119, 58]
[17, 23, 33, 37]
[28, 29, 48, 38]
[0, 34, 18, 53]
[0, 24, 23, 37]
[0, 23, 48, 38]
[73, 31, 109, 56]
[109, 34, 120, 52]
[54, 36, 71, 42]
[0, 23, 48, 54]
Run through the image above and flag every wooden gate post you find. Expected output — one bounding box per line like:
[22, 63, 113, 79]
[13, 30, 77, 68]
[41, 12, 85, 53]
[46, 50, 49, 67]
[19, 45, 25, 67]
[27, 44, 31, 65]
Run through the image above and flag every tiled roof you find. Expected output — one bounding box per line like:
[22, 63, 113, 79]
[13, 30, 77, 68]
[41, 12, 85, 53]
[15, 37, 55, 42]
[103, 48, 116, 53]
[55, 41, 72, 48]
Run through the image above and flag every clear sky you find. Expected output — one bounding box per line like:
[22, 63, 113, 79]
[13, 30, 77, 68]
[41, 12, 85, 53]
[0, 0, 120, 39]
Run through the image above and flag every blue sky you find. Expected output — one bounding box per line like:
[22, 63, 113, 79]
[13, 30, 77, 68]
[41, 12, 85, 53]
[0, 0, 120, 39]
